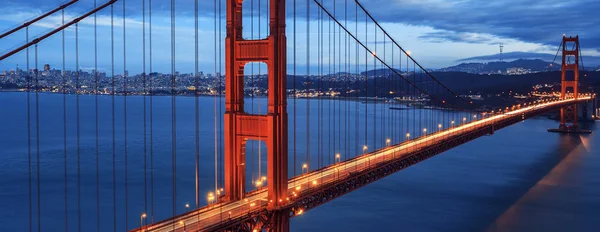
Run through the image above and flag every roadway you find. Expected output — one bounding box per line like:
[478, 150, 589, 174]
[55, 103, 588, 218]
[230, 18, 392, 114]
[135, 96, 592, 232]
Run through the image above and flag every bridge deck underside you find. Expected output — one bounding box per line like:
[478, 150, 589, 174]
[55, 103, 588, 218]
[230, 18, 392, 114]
[135, 98, 590, 232]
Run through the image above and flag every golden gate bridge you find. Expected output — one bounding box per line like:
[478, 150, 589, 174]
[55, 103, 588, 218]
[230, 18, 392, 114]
[0, 0, 596, 231]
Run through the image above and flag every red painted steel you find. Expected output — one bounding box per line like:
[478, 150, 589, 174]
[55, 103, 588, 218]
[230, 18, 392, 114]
[559, 36, 580, 129]
[224, 0, 288, 230]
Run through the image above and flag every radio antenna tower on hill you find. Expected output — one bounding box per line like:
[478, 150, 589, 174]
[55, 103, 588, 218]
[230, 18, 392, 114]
[499, 42, 504, 61]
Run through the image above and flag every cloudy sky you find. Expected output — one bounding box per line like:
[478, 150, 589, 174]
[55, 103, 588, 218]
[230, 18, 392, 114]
[1, 0, 598, 74]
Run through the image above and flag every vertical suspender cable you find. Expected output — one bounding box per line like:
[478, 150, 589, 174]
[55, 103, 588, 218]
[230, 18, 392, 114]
[337, 1, 342, 158]
[306, 0, 310, 171]
[373, 23, 377, 149]
[344, 0, 348, 161]
[318, 0, 322, 169]
[61, 10, 68, 232]
[194, 0, 200, 210]
[170, 0, 177, 224]
[149, 0, 155, 222]
[250, 0, 255, 188]
[293, 0, 297, 180]
[328, 0, 337, 167]
[142, 0, 148, 220]
[354, 3, 358, 159]
[27, 26, 32, 232]
[219, 0, 224, 210]
[111, 5, 117, 231]
[76, 22, 81, 232]
[35, 43, 41, 232]
[123, 0, 129, 228]
[213, 0, 218, 199]
[364, 12, 367, 151]
[94, 1, 100, 230]
[258, 0, 262, 183]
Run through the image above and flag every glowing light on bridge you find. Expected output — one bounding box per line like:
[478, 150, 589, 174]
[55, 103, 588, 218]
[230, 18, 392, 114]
[140, 213, 146, 230]
[207, 192, 215, 204]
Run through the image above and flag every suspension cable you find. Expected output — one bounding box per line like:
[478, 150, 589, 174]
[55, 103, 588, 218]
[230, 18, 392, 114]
[0, 0, 78, 39]
[313, 0, 466, 112]
[353, 0, 472, 105]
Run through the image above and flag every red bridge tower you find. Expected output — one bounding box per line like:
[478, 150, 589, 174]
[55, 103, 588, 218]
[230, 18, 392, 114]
[224, 0, 289, 230]
[549, 35, 591, 133]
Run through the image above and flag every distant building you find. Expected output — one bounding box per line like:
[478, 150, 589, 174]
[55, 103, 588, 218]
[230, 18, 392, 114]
[44, 64, 50, 71]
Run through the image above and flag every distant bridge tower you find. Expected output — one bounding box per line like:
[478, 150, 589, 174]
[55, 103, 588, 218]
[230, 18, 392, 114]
[224, 0, 289, 230]
[559, 36, 580, 130]
[549, 35, 591, 133]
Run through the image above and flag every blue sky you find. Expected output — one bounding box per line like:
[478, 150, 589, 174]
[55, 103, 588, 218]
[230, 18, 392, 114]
[1, 0, 599, 74]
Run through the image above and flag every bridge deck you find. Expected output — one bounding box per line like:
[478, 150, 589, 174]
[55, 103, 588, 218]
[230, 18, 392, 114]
[134, 97, 591, 232]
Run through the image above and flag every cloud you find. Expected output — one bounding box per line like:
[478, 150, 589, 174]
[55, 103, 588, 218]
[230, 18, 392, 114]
[356, 0, 600, 50]
[418, 31, 495, 44]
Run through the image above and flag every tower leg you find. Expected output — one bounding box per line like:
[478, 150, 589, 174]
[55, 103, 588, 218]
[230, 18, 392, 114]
[268, 210, 290, 232]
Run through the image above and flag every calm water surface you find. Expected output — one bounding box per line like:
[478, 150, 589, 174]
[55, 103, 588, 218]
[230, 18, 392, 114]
[0, 92, 598, 231]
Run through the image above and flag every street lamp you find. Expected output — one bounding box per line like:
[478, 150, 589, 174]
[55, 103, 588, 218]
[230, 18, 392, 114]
[207, 192, 215, 204]
[386, 138, 391, 147]
[335, 153, 341, 163]
[362, 145, 368, 154]
[406, 133, 410, 141]
[438, 124, 442, 131]
[140, 213, 147, 231]
[451, 120, 455, 127]
[185, 203, 189, 213]
[302, 163, 308, 174]
[255, 179, 263, 188]
[423, 128, 427, 135]
[463, 117, 466, 124]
